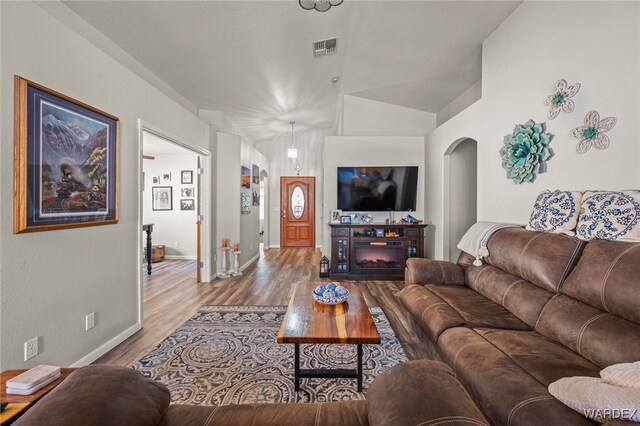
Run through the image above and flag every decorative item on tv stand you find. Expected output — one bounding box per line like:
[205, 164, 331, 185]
[231, 242, 242, 276]
[217, 238, 231, 278]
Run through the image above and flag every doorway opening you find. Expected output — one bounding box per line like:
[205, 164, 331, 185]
[443, 138, 478, 261]
[138, 121, 211, 325]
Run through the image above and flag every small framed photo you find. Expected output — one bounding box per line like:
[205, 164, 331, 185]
[340, 215, 352, 224]
[152, 186, 172, 211]
[162, 172, 171, 182]
[180, 199, 195, 211]
[181, 170, 193, 184]
[152, 176, 160, 184]
[330, 209, 342, 223]
[181, 187, 194, 197]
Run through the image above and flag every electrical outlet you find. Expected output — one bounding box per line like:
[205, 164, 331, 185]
[250, 244, 253, 250]
[174, 241, 179, 247]
[85, 312, 95, 331]
[24, 337, 38, 361]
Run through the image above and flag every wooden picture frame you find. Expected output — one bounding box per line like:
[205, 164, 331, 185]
[340, 215, 352, 224]
[152, 186, 173, 211]
[14, 76, 119, 233]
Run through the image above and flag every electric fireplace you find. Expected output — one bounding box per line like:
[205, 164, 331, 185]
[353, 240, 404, 273]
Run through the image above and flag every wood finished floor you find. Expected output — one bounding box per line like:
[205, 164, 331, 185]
[96, 248, 435, 366]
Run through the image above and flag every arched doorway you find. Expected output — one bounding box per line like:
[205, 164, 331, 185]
[443, 138, 478, 261]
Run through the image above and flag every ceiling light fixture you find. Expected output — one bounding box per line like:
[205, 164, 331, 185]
[287, 121, 298, 159]
[299, 0, 343, 13]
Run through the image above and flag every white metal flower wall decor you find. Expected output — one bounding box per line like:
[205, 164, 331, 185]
[570, 110, 617, 154]
[544, 79, 581, 120]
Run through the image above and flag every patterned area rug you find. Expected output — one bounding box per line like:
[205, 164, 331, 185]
[133, 305, 407, 405]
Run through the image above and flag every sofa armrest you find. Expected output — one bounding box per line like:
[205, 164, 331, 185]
[367, 360, 488, 426]
[405, 258, 465, 286]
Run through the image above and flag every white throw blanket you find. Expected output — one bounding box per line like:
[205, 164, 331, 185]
[457, 221, 521, 266]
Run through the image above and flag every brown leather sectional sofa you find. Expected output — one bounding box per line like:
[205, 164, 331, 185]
[399, 227, 640, 426]
[14, 361, 490, 426]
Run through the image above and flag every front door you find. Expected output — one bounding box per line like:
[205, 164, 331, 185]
[280, 176, 315, 247]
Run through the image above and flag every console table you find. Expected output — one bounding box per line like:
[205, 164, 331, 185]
[329, 223, 427, 279]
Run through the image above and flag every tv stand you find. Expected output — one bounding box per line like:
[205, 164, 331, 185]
[329, 223, 427, 280]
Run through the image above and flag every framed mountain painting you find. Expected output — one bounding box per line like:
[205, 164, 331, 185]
[13, 76, 119, 233]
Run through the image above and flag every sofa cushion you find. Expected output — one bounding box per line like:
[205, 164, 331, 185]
[437, 327, 596, 426]
[426, 285, 530, 331]
[526, 190, 583, 236]
[398, 284, 466, 341]
[576, 191, 640, 242]
[15, 365, 170, 426]
[367, 360, 488, 426]
[398, 284, 529, 342]
[466, 264, 554, 327]
[473, 328, 600, 386]
[485, 228, 585, 292]
[536, 295, 640, 368]
[561, 240, 640, 324]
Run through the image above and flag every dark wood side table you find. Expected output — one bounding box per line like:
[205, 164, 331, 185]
[0, 368, 76, 425]
[143, 223, 154, 275]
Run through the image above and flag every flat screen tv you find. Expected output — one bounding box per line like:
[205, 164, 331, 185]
[337, 166, 418, 211]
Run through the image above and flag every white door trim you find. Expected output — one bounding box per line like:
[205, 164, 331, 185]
[137, 120, 212, 325]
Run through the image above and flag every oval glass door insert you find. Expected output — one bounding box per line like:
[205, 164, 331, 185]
[291, 186, 305, 219]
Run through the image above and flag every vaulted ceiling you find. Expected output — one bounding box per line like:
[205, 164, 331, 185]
[64, 1, 520, 142]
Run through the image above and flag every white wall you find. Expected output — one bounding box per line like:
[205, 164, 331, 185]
[143, 154, 199, 258]
[239, 140, 268, 266]
[425, 1, 640, 260]
[447, 140, 477, 261]
[215, 132, 241, 273]
[436, 80, 481, 127]
[343, 95, 436, 136]
[0, 1, 211, 369]
[323, 136, 425, 254]
[256, 129, 331, 248]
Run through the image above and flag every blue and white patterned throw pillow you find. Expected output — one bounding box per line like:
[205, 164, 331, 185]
[526, 190, 582, 236]
[576, 191, 640, 242]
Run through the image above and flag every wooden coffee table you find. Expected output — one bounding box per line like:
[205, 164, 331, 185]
[277, 282, 380, 392]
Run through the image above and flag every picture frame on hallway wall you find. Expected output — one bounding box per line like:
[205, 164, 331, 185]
[181, 170, 193, 184]
[241, 166, 251, 189]
[152, 186, 173, 211]
[181, 187, 194, 197]
[241, 192, 251, 214]
[252, 164, 259, 185]
[13, 76, 119, 233]
[180, 199, 195, 211]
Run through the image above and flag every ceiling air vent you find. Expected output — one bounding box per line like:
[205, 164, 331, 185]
[313, 37, 337, 57]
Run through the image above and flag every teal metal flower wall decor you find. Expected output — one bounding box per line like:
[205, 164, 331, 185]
[570, 110, 617, 154]
[544, 79, 581, 120]
[499, 119, 553, 184]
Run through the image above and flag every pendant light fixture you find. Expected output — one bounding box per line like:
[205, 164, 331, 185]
[287, 121, 298, 159]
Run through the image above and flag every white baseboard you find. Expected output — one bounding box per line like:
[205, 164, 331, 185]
[269, 245, 280, 249]
[165, 255, 197, 260]
[240, 254, 260, 271]
[71, 322, 141, 367]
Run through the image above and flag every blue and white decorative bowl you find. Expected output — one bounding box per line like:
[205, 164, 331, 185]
[313, 288, 349, 305]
